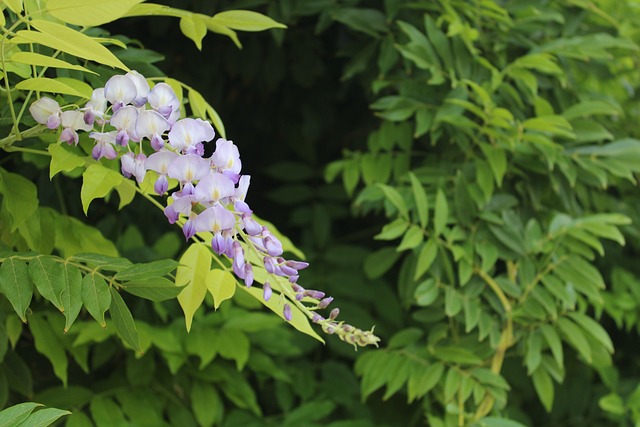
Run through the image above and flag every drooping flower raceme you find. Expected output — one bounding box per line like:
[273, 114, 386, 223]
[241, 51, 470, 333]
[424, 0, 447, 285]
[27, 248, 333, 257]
[30, 72, 380, 349]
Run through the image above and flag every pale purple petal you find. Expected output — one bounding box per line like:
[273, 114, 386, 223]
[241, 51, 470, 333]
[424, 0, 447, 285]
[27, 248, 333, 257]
[194, 172, 235, 204]
[146, 150, 179, 174]
[104, 75, 137, 108]
[167, 154, 210, 184]
[193, 205, 236, 233]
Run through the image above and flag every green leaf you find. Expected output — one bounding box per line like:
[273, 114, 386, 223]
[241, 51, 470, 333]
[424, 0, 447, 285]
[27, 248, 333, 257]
[10, 52, 94, 74]
[0, 259, 32, 322]
[29, 315, 68, 385]
[540, 324, 564, 367]
[414, 238, 438, 281]
[216, 328, 250, 370]
[408, 172, 429, 228]
[375, 218, 409, 240]
[475, 417, 528, 427]
[0, 403, 40, 427]
[562, 100, 621, 121]
[121, 277, 184, 302]
[434, 188, 448, 236]
[15, 77, 92, 98]
[80, 164, 124, 215]
[45, 0, 144, 26]
[407, 362, 444, 402]
[180, 15, 207, 50]
[378, 184, 409, 219]
[109, 288, 141, 352]
[191, 381, 222, 427]
[414, 278, 440, 306]
[12, 20, 128, 71]
[433, 345, 483, 365]
[60, 264, 82, 332]
[29, 256, 65, 311]
[479, 144, 507, 187]
[69, 253, 131, 272]
[599, 393, 625, 415]
[206, 268, 236, 310]
[89, 397, 127, 427]
[525, 330, 542, 374]
[81, 273, 111, 326]
[364, 247, 401, 279]
[0, 168, 38, 232]
[567, 312, 614, 354]
[114, 260, 178, 282]
[16, 407, 71, 427]
[532, 366, 554, 412]
[557, 317, 591, 364]
[396, 225, 423, 251]
[176, 244, 211, 332]
[210, 10, 287, 32]
[331, 7, 386, 36]
[47, 144, 85, 180]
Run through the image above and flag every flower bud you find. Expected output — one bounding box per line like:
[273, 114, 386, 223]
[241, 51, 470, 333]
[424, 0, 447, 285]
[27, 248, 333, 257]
[317, 297, 333, 309]
[263, 282, 272, 301]
[243, 263, 253, 287]
[283, 304, 292, 321]
[329, 308, 340, 320]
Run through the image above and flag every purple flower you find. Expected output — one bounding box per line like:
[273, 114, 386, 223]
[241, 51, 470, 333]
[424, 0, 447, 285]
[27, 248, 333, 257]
[121, 152, 147, 184]
[242, 214, 262, 236]
[136, 110, 169, 150]
[211, 138, 242, 181]
[232, 241, 245, 272]
[30, 97, 61, 129]
[263, 282, 272, 301]
[193, 205, 236, 234]
[264, 235, 283, 257]
[211, 232, 233, 255]
[167, 154, 209, 186]
[283, 304, 292, 321]
[194, 172, 235, 205]
[243, 263, 253, 287]
[90, 131, 118, 160]
[148, 83, 180, 125]
[146, 150, 179, 196]
[104, 75, 137, 112]
[168, 118, 214, 153]
[317, 297, 333, 309]
[110, 106, 139, 146]
[183, 217, 197, 240]
[83, 89, 107, 125]
[125, 70, 150, 107]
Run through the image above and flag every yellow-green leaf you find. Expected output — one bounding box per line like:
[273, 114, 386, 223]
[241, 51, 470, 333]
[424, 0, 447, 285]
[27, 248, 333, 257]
[179, 15, 207, 50]
[240, 285, 324, 343]
[206, 268, 236, 309]
[15, 77, 92, 98]
[11, 20, 128, 71]
[3, 0, 23, 14]
[176, 244, 211, 332]
[210, 10, 287, 32]
[45, 0, 144, 26]
[80, 164, 123, 215]
[205, 19, 241, 49]
[48, 144, 86, 179]
[10, 52, 95, 74]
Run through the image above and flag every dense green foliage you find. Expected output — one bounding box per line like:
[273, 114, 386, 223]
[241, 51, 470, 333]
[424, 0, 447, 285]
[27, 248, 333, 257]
[2, 0, 640, 426]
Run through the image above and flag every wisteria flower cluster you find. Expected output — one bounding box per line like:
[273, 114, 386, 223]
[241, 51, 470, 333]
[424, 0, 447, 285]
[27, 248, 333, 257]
[30, 71, 380, 348]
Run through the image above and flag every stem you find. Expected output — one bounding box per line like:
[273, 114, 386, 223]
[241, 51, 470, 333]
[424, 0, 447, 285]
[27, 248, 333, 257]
[473, 267, 514, 421]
